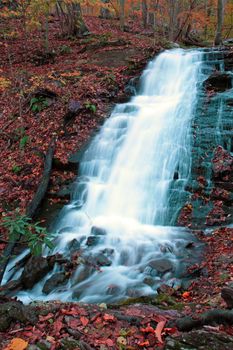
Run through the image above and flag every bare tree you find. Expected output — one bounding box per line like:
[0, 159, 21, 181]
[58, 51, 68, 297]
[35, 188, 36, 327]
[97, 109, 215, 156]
[214, 0, 225, 45]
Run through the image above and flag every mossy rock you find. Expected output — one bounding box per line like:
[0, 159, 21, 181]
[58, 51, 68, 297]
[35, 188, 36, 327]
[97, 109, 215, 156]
[114, 293, 185, 311]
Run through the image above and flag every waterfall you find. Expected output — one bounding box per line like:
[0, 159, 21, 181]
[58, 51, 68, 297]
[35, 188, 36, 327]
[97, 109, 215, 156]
[4, 49, 206, 303]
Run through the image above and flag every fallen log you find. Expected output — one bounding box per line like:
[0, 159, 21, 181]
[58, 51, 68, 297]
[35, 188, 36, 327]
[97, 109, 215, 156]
[176, 309, 233, 332]
[26, 140, 55, 218]
[0, 140, 55, 284]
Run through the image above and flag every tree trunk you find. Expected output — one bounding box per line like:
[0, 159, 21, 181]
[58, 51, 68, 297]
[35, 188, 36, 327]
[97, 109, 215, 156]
[168, 0, 178, 41]
[56, 0, 88, 37]
[142, 0, 148, 28]
[119, 0, 125, 31]
[214, 0, 224, 45]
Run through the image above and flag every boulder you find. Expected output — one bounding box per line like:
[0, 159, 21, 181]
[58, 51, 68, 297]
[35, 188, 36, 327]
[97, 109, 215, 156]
[20, 256, 54, 289]
[204, 72, 232, 92]
[148, 259, 173, 274]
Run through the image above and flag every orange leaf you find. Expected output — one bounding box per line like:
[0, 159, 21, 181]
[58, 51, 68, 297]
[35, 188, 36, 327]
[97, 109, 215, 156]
[155, 320, 166, 343]
[182, 291, 191, 299]
[3, 338, 28, 350]
[138, 340, 150, 347]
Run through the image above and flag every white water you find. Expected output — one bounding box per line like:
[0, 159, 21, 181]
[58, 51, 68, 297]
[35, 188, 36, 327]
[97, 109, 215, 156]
[4, 49, 205, 303]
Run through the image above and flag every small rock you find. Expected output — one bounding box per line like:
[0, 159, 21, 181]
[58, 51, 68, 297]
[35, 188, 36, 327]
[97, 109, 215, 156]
[94, 253, 112, 267]
[86, 236, 100, 246]
[91, 226, 107, 236]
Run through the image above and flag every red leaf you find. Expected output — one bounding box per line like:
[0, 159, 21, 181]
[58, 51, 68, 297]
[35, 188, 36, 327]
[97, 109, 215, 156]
[140, 326, 154, 333]
[106, 339, 114, 346]
[103, 313, 115, 322]
[139, 340, 150, 347]
[80, 316, 89, 326]
[53, 318, 63, 334]
[155, 320, 166, 343]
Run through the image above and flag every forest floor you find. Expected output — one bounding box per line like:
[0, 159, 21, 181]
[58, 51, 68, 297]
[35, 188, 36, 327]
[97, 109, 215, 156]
[1, 15, 233, 350]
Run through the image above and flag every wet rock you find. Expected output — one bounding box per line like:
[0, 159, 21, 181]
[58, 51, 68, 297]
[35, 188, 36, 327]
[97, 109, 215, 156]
[20, 256, 54, 289]
[143, 277, 155, 287]
[86, 236, 100, 246]
[148, 259, 173, 274]
[160, 243, 173, 253]
[68, 238, 81, 253]
[204, 72, 232, 92]
[106, 284, 121, 295]
[165, 330, 233, 350]
[101, 248, 114, 257]
[42, 272, 68, 295]
[212, 146, 233, 180]
[206, 202, 227, 226]
[185, 241, 195, 249]
[226, 98, 233, 107]
[221, 287, 233, 309]
[0, 280, 22, 297]
[94, 253, 112, 267]
[157, 284, 175, 295]
[144, 266, 157, 277]
[126, 288, 145, 298]
[73, 265, 95, 285]
[91, 226, 107, 236]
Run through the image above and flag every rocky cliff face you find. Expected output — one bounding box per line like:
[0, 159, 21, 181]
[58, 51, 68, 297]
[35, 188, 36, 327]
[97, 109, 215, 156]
[178, 49, 233, 229]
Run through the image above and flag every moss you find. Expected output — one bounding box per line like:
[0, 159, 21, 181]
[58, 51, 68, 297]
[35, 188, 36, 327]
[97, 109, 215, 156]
[111, 293, 185, 311]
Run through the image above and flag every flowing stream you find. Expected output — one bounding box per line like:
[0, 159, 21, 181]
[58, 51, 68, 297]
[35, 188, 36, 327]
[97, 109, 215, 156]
[4, 49, 207, 303]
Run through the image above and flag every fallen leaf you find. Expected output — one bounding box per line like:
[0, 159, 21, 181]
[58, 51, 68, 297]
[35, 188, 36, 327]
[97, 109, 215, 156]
[103, 313, 115, 322]
[138, 340, 150, 347]
[3, 338, 28, 350]
[117, 336, 127, 345]
[155, 320, 166, 343]
[80, 316, 89, 326]
[182, 291, 191, 299]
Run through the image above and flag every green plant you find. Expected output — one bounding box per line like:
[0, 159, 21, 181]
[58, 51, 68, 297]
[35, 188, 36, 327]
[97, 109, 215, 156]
[12, 164, 21, 174]
[19, 135, 29, 150]
[30, 96, 49, 113]
[59, 45, 72, 54]
[0, 210, 54, 256]
[84, 101, 97, 113]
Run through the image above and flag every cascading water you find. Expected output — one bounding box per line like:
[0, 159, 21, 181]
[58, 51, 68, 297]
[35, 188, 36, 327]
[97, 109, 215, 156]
[3, 49, 206, 303]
